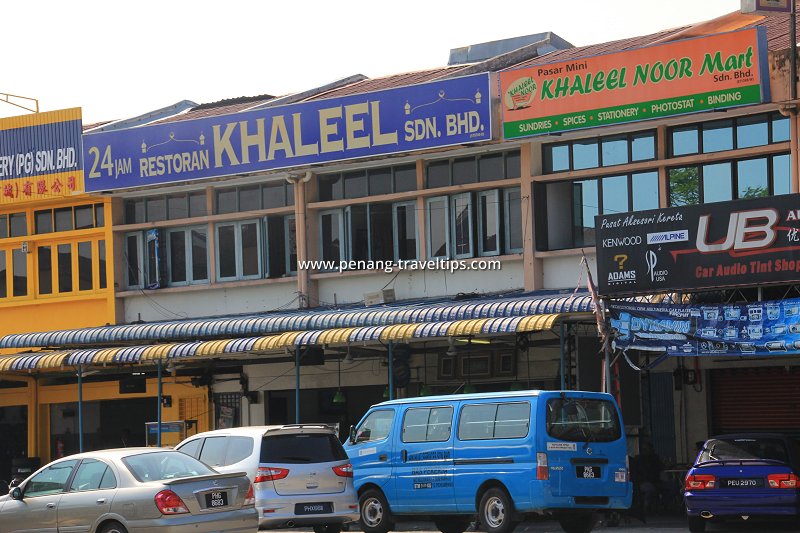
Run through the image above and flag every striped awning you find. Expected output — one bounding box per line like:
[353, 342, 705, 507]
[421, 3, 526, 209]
[0, 292, 593, 350]
[0, 312, 589, 372]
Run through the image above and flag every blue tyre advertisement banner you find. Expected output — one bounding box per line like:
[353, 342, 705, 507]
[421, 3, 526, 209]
[609, 298, 800, 357]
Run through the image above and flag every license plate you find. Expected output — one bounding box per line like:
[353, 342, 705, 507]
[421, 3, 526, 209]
[576, 465, 601, 479]
[721, 478, 764, 488]
[295, 502, 333, 515]
[205, 490, 229, 508]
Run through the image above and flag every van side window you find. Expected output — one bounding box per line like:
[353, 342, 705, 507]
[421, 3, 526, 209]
[458, 402, 530, 440]
[356, 409, 395, 443]
[402, 406, 453, 443]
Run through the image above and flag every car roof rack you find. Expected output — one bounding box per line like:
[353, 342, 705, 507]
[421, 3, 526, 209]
[271, 424, 337, 432]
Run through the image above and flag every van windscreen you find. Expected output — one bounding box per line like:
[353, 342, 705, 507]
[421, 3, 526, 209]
[546, 398, 621, 443]
[261, 433, 348, 464]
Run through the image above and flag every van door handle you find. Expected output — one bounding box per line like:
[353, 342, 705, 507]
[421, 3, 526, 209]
[401, 450, 407, 462]
[378, 454, 388, 461]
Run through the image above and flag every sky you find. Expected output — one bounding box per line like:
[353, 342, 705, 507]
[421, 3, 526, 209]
[1, 0, 745, 124]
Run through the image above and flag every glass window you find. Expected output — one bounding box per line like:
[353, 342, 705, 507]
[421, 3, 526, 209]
[479, 153, 504, 182]
[225, 437, 255, 466]
[773, 114, 791, 143]
[12, 248, 27, 297]
[458, 403, 496, 440]
[217, 224, 237, 279]
[369, 204, 393, 262]
[427, 197, 449, 258]
[261, 434, 347, 463]
[368, 168, 392, 196]
[58, 244, 72, 293]
[393, 202, 417, 261]
[98, 240, 107, 289]
[402, 407, 453, 443]
[123, 451, 213, 482]
[505, 150, 521, 179]
[146, 197, 166, 222]
[9, 213, 26, 237]
[394, 164, 417, 193]
[191, 229, 208, 282]
[453, 157, 477, 185]
[702, 162, 733, 204]
[216, 188, 237, 214]
[572, 179, 598, 247]
[146, 232, 159, 289]
[99, 467, 116, 490]
[737, 115, 769, 149]
[318, 174, 343, 202]
[601, 136, 628, 166]
[262, 183, 285, 209]
[737, 158, 768, 199]
[505, 188, 523, 253]
[189, 192, 207, 217]
[545, 398, 621, 443]
[602, 175, 629, 215]
[355, 410, 395, 443]
[124, 199, 145, 224]
[495, 403, 531, 439]
[631, 171, 659, 211]
[427, 160, 450, 188]
[572, 140, 598, 170]
[0, 214, 7, 238]
[54, 208, 73, 232]
[451, 193, 473, 258]
[239, 185, 261, 212]
[478, 190, 499, 256]
[285, 216, 297, 274]
[168, 194, 189, 220]
[35, 210, 53, 234]
[0, 250, 5, 298]
[24, 460, 77, 498]
[458, 402, 531, 440]
[320, 211, 342, 264]
[38, 246, 52, 295]
[346, 205, 369, 263]
[344, 171, 368, 199]
[126, 234, 141, 288]
[631, 132, 655, 161]
[94, 204, 105, 227]
[773, 154, 792, 196]
[669, 167, 700, 206]
[702, 120, 734, 153]
[672, 126, 699, 156]
[176, 438, 202, 458]
[69, 459, 110, 492]
[78, 241, 92, 291]
[74, 205, 94, 229]
[547, 144, 570, 173]
[169, 230, 187, 284]
[198, 436, 228, 467]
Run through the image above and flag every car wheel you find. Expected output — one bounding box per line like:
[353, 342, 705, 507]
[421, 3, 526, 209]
[687, 516, 706, 533]
[99, 522, 128, 533]
[359, 489, 394, 533]
[434, 518, 471, 533]
[478, 487, 519, 533]
[314, 525, 343, 533]
[557, 512, 595, 533]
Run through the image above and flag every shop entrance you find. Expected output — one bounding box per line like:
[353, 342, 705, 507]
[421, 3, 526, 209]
[0, 405, 27, 482]
[50, 397, 157, 457]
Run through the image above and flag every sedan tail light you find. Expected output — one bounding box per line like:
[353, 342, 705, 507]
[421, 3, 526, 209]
[536, 452, 548, 481]
[685, 474, 716, 490]
[255, 467, 290, 483]
[768, 473, 799, 488]
[333, 463, 353, 477]
[243, 484, 255, 506]
[155, 489, 189, 515]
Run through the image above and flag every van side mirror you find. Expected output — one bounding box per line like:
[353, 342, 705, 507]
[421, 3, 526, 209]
[10, 487, 22, 500]
[349, 425, 356, 444]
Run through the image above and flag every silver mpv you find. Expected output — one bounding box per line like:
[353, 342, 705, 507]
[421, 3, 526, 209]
[176, 424, 358, 532]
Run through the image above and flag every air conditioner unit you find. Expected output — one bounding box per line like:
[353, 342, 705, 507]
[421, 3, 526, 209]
[364, 288, 396, 306]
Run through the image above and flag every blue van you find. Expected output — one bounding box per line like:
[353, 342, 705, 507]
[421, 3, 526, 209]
[344, 390, 631, 533]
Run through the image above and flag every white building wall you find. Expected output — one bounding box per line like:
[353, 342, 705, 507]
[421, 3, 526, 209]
[542, 253, 597, 290]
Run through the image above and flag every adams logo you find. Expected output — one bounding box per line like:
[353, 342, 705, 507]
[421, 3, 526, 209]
[608, 270, 636, 284]
[504, 77, 537, 110]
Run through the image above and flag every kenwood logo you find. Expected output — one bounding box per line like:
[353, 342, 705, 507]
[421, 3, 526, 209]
[602, 236, 642, 248]
[646, 230, 688, 245]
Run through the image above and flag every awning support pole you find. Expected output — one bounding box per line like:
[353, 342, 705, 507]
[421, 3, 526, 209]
[157, 359, 163, 447]
[559, 323, 566, 390]
[77, 365, 84, 453]
[388, 341, 395, 401]
[295, 349, 301, 423]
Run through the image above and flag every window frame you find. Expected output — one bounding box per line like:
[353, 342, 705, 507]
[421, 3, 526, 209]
[504, 188, 524, 254]
[319, 209, 345, 267]
[457, 401, 531, 441]
[401, 406, 454, 444]
[477, 189, 501, 257]
[166, 226, 209, 286]
[125, 231, 145, 289]
[392, 201, 419, 262]
[215, 219, 263, 282]
[426, 196, 450, 259]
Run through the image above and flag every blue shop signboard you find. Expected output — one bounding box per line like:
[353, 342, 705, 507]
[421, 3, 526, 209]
[83, 74, 492, 192]
[610, 298, 800, 357]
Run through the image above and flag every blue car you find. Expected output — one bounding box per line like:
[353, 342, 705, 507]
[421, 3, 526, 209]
[684, 433, 800, 532]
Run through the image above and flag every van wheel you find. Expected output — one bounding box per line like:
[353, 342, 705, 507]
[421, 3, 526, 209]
[557, 512, 595, 533]
[478, 487, 519, 533]
[434, 518, 471, 533]
[359, 489, 394, 533]
[314, 526, 342, 533]
[687, 516, 706, 533]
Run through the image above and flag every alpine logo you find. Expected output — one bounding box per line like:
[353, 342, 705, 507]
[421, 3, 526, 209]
[646, 230, 689, 245]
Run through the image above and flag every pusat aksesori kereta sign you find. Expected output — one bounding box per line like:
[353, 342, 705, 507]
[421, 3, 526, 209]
[83, 74, 492, 192]
[0, 108, 84, 204]
[500, 28, 769, 139]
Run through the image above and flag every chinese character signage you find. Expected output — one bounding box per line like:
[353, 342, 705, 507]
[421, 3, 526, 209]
[0, 108, 83, 204]
[595, 193, 800, 297]
[83, 74, 492, 192]
[610, 298, 800, 357]
[500, 28, 769, 138]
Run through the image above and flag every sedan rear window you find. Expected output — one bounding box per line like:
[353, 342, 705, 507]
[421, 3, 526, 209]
[700, 437, 789, 463]
[123, 451, 215, 482]
[261, 433, 348, 464]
